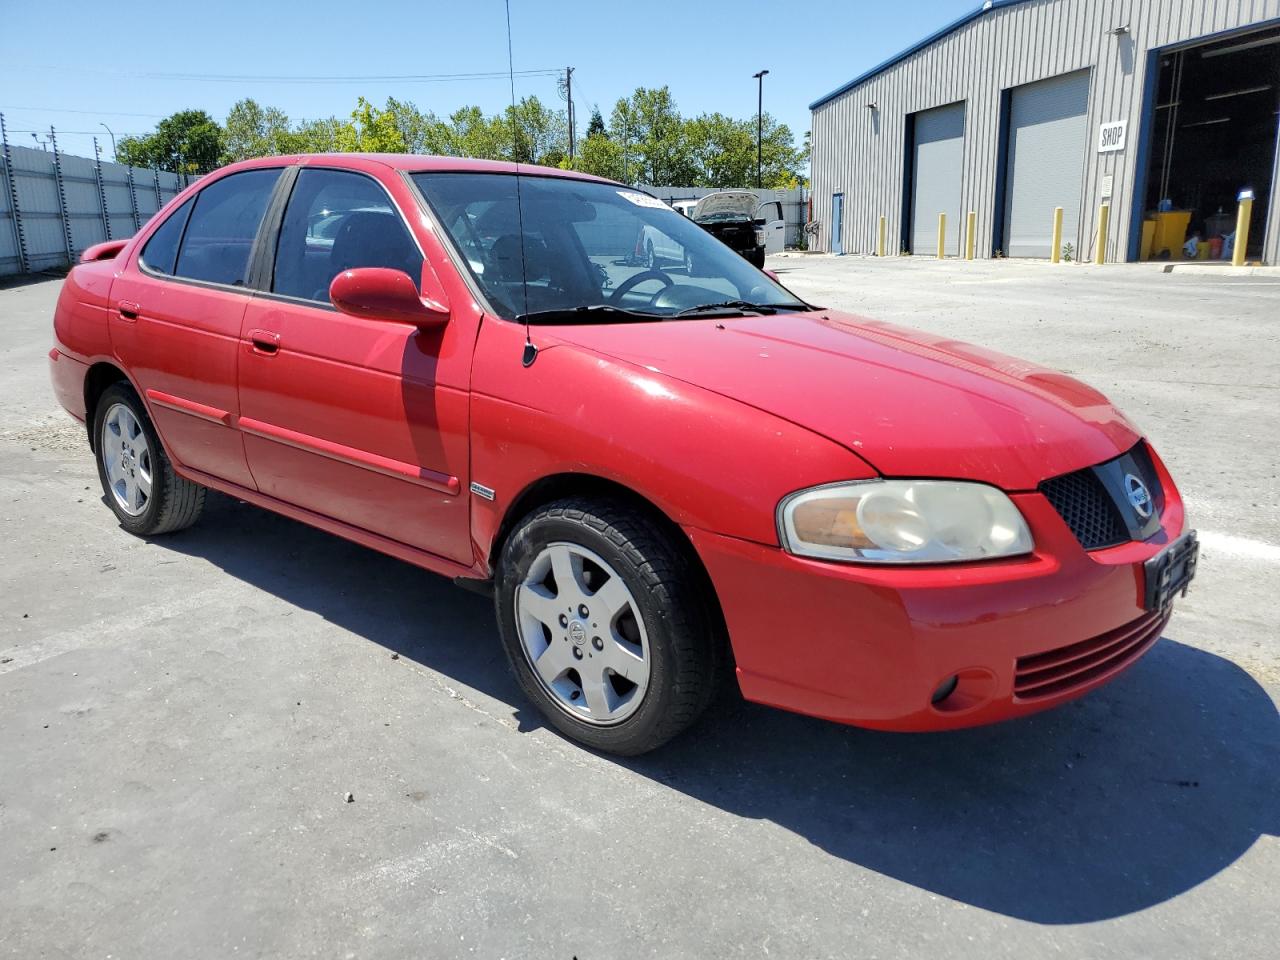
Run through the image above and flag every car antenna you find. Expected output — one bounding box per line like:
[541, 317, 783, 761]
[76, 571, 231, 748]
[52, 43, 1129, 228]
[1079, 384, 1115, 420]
[505, 0, 536, 368]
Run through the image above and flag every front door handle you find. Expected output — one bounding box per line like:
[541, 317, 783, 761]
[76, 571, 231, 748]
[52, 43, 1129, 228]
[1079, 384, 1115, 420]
[117, 300, 140, 320]
[248, 328, 281, 356]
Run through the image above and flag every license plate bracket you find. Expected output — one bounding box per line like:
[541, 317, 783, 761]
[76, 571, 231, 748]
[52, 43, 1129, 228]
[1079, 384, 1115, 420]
[1144, 530, 1199, 612]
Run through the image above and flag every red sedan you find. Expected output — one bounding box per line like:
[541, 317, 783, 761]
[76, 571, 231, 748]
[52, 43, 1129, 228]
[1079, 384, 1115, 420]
[48, 155, 1197, 755]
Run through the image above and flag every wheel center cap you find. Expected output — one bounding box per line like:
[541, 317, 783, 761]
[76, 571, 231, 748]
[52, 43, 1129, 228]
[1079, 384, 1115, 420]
[568, 621, 587, 646]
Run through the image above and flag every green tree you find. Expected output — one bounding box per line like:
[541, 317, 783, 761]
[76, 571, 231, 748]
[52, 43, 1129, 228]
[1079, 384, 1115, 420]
[609, 87, 695, 186]
[385, 97, 452, 154]
[282, 117, 356, 154]
[221, 99, 295, 162]
[684, 111, 806, 188]
[586, 106, 606, 139]
[116, 109, 223, 173]
[341, 97, 408, 152]
[562, 132, 626, 182]
[443, 105, 509, 160]
[504, 95, 569, 165]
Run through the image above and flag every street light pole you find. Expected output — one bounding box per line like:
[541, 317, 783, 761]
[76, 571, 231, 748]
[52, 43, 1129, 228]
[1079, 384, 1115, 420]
[100, 123, 117, 161]
[752, 69, 769, 189]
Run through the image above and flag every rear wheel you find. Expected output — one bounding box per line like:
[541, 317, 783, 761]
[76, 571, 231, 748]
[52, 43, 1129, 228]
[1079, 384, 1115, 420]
[93, 382, 205, 536]
[495, 498, 719, 755]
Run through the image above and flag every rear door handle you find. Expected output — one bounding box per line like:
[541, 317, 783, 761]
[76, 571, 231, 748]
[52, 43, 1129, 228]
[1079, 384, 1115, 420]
[117, 300, 140, 321]
[248, 328, 281, 356]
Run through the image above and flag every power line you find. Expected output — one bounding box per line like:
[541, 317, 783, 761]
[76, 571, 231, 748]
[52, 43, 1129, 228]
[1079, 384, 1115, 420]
[12, 65, 564, 85]
[0, 105, 172, 119]
[10, 128, 148, 136]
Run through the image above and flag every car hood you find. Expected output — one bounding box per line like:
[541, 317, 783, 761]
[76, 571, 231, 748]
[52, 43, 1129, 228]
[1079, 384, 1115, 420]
[546, 311, 1140, 490]
[693, 191, 759, 222]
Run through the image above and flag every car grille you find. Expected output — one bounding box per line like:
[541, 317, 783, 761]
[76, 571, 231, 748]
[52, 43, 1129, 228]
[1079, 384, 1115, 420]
[1013, 609, 1168, 701]
[1040, 469, 1130, 549]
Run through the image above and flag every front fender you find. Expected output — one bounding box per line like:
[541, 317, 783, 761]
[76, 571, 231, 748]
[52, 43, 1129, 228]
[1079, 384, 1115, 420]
[468, 318, 876, 570]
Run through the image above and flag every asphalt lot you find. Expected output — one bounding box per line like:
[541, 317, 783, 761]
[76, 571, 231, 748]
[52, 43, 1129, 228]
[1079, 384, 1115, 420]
[1, 258, 1277, 959]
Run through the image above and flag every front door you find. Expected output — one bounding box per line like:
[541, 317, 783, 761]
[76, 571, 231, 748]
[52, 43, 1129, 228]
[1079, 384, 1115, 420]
[831, 193, 844, 255]
[110, 167, 284, 490]
[237, 166, 473, 565]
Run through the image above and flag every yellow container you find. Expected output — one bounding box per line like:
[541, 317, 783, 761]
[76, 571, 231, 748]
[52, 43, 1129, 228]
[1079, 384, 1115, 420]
[1196, 241, 1211, 261]
[1140, 220, 1156, 260]
[1152, 211, 1192, 259]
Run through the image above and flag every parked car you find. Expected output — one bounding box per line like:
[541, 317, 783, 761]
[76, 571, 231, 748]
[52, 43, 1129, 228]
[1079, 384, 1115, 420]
[688, 190, 768, 267]
[50, 155, 1197, 756]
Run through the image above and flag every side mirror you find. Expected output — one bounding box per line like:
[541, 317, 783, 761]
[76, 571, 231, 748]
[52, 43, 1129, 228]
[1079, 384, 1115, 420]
[329, 267, 449, 329]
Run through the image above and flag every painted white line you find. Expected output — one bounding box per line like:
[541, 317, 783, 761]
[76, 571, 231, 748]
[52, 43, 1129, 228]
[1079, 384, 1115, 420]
[1198, 530, 1280, 564]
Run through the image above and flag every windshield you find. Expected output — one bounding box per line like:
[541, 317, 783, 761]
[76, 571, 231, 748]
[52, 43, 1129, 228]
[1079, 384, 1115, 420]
[410, 172, 809, 322]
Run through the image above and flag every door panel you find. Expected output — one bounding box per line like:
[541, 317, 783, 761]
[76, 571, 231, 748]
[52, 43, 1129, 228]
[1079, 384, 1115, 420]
[109, 167, 284, 488]
[238, 166, 473, 565]
[831, 194, 843, 255]
[111, 272, 256, 488]
[911, 103, 966, 256]
[1004, 70, 1091, 259]
[237, 300, 472, 564]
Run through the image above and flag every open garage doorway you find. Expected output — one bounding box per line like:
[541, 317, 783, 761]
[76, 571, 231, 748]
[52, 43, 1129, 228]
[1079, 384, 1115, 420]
[1141, 25, 1280, 263]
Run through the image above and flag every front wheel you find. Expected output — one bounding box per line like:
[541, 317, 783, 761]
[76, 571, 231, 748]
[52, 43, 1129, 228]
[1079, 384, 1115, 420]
[93, 382, 205, 536]
[495, 498, 719, 755]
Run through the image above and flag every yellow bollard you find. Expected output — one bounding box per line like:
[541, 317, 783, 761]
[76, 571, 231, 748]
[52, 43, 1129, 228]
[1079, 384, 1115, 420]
[1050, 207, 1064, 264]
[937, 213, 947, 259]
[1232, 195, 1254, 267]
[877, 215, 887, 258]
[965, 211, 976, 260]
[1094, 203, 1110, 265]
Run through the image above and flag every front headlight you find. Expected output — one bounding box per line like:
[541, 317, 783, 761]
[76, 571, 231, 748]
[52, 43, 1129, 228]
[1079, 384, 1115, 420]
[777, 480, 1033, 564]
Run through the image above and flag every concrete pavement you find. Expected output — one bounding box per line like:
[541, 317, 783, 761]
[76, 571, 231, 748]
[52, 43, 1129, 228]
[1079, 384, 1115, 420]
[1, 262, 1276, 959]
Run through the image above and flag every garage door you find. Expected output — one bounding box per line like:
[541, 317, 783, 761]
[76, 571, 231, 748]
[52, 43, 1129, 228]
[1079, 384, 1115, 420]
[910, 102, 965, 256]
[1003, 70, 1091, 258]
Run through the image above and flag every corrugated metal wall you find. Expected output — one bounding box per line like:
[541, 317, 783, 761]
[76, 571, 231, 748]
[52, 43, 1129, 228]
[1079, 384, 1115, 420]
[810, 0, 1280, 264]
[0, 143, 189, 277]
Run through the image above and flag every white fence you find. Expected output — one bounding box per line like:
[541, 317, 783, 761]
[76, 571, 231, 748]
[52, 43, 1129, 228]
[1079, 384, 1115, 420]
[0, 139, 191, 277]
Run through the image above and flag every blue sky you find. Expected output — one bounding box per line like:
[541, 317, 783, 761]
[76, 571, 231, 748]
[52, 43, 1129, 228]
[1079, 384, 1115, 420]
[1, 0, 976, 162]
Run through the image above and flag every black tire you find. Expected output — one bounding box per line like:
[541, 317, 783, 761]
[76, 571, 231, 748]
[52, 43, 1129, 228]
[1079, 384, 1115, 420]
[495, 497, 720, 755]
[749, 248, 766, 269]
[92, 382, 205, 536]
[646, 240, 656, 269]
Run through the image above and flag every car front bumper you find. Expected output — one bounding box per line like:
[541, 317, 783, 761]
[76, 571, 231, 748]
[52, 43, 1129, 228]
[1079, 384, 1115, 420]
[687, 456, 1188, 732]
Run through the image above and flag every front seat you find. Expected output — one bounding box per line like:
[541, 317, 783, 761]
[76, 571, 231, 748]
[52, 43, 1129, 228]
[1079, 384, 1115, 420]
[320, 211, 422, 300]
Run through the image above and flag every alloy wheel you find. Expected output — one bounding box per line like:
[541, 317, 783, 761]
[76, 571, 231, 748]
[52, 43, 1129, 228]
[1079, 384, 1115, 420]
[514, 541, 650, 725]
[100, 402, 153, 516]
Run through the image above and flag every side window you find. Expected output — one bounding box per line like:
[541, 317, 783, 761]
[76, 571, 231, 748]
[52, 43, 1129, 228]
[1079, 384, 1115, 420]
[139, 197, 194, 276]
[173, 169, 281, 286]
[272, 168, 423, 303]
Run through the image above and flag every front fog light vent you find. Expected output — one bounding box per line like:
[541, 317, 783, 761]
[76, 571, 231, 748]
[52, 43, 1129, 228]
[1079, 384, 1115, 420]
[931, 675, 959, 705]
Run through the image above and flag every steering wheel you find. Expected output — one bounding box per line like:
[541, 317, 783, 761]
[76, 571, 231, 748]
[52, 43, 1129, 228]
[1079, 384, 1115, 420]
[609, 269, 674, 305]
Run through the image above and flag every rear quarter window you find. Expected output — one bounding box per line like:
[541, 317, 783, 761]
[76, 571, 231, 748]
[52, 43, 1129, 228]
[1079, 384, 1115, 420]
[138, 198, 194, 276]
[174, 169, 281, 286]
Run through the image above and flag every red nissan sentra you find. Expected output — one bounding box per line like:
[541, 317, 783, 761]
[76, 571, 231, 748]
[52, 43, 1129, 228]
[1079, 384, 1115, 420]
[48, 155, 1198, 755]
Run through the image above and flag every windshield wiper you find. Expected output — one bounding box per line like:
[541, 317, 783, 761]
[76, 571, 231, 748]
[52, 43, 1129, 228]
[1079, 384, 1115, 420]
[516, 304, 663, 325]
[674, 300, 783, 317]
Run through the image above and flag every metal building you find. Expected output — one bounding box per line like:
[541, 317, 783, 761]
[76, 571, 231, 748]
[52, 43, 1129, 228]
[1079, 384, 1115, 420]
[809, 0, 1280, 265]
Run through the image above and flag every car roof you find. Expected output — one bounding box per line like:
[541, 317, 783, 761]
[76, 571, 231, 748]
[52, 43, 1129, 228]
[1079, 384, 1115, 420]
[223, 153, 616, 185]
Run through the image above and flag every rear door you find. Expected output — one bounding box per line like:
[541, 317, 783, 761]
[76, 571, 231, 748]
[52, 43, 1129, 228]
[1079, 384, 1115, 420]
[110, 167, 284, 489]
[237, 165, 474, 564]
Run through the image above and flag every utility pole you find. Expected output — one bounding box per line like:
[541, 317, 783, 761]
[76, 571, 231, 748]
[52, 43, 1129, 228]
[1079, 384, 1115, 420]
[566, 66, 575, 161]
[753, 70, 769, 189]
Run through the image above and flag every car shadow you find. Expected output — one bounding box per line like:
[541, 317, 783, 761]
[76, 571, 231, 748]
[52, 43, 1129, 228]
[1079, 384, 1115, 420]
[153, 491, 1279, 925]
